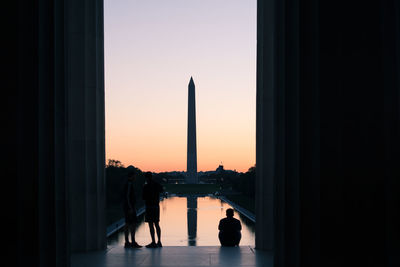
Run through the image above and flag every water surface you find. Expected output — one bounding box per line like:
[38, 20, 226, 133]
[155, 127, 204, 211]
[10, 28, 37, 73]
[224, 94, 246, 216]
[107, 196, 255, 246]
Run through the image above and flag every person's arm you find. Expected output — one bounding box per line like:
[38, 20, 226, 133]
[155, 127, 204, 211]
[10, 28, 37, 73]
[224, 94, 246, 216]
[158, 183, 164, 193]
[127, 183, 133, 211]
[237, 220, 242, 231]
[142, 185, 146, 200]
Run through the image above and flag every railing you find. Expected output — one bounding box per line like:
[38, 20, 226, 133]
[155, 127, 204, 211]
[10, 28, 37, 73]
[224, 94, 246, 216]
[218, 196, 256, 222]
[106, 206, 145, 237]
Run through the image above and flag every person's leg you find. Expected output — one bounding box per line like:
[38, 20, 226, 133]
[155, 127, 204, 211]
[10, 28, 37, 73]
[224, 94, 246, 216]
[124, 222, 133, 248]
[130, 222, 142, 248]
[130, 222, 136, 243]
[155, 222, 161, 242]
[155, 222, 162, 246]
[148, 222, 156, 243]
[124, 223, 131, 244]
[145, 222, 158, 248]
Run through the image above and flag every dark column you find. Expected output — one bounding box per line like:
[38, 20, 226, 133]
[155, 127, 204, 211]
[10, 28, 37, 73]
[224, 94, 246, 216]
[12, 0, 70, 266]
[255, 0, 276, 251]
[10, 0, 106, 265]
[382, 2, 400, 266]
[256, 1, 400, 267]
[318, 2, 399, 266]
[66, 0, 106, 252]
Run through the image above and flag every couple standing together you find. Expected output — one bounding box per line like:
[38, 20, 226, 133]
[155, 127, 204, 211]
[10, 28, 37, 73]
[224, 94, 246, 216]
[123, 171, 163, 248]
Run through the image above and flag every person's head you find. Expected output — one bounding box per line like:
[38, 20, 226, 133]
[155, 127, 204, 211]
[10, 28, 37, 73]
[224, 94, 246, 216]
[145, 172, 152, 183]
[127, 171, 136, 181]
[226, 208, 234, 218]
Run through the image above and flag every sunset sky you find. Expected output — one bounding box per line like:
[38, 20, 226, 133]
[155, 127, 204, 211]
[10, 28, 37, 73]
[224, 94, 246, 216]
[104, 0, 256, 173]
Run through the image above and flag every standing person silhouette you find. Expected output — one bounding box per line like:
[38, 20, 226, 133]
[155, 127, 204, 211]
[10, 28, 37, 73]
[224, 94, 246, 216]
[218, 208, 242, 246]
[142, 172, 164, 248]
[123, 171, 142, 248]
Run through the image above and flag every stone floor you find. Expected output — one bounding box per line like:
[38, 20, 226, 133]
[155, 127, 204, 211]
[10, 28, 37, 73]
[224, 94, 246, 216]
[72, 246, 273, 267]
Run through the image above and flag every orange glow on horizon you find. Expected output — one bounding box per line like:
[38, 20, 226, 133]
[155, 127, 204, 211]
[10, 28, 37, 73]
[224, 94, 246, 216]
[105, 1, 256, 173]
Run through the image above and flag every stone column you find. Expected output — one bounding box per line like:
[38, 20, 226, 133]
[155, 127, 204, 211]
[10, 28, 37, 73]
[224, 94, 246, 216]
[13, 0, 106, 263]
[13, 0, 70, 266]
[256, 1, 399, 267]
[66, 0, 106, 252]
[382, 2, 400, 266]
[255, 0, 277, 252]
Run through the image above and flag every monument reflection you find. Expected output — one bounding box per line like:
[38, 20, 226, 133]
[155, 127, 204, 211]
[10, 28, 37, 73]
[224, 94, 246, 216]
[187, 196, 198, 246]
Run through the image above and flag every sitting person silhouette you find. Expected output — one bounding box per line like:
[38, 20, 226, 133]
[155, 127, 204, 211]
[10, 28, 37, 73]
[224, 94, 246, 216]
[218, 208, 242, 246]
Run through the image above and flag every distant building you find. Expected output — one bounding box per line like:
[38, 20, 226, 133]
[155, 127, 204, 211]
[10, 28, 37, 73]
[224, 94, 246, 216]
[216, 165, 224, 173]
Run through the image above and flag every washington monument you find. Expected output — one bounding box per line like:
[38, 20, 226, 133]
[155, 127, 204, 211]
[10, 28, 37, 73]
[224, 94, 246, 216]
[187, 77, 198, 184]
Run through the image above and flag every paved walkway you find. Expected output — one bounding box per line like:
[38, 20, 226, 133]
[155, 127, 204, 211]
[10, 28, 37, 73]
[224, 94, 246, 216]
[72, 246, 273, 267]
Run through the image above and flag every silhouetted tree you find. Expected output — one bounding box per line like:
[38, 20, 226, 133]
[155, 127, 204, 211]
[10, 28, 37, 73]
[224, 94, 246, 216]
[107, 159, 124, 168]
[231, 165, 255, 197]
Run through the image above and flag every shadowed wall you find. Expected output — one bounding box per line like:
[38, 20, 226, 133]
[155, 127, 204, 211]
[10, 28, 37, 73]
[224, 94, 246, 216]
[12, 1, 106, 266]
[256, 1, 400, 267]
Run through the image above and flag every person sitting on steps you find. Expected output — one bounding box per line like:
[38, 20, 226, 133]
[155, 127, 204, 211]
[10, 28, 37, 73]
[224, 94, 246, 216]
[218, 208, 242, 247]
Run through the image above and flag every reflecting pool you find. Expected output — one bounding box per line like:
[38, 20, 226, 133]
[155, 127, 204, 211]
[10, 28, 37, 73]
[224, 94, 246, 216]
[107, 196, 255, 246]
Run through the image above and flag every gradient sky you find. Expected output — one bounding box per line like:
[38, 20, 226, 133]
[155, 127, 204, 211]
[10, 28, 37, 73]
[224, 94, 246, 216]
[104, 0, 256, 173]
